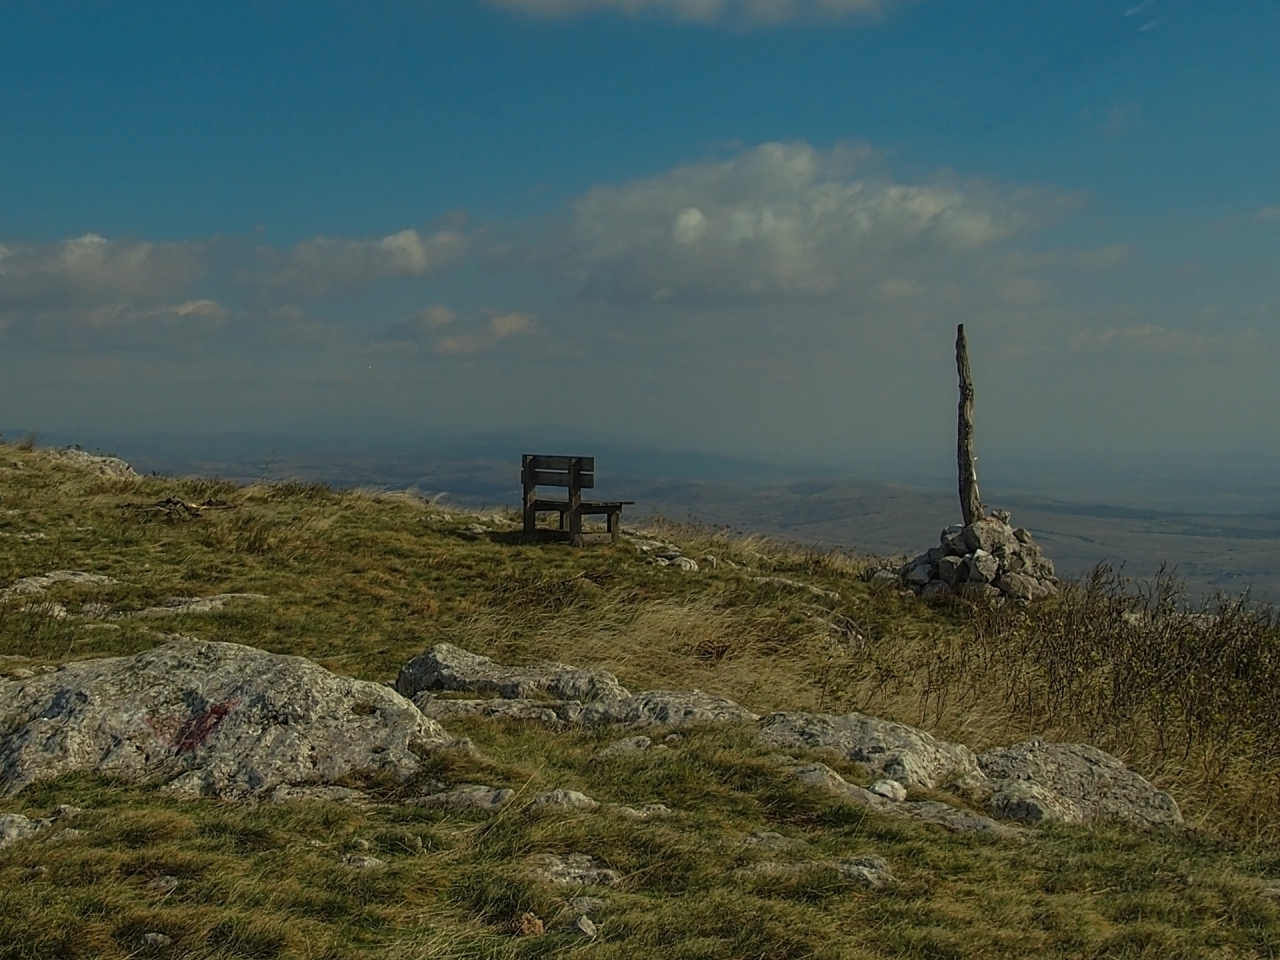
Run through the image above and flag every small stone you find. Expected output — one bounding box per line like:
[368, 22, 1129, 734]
[832, 855, 895, 888]
[416, 784, 514, 812]
[869, 779, 907, 802]
[142, 933, 172, 950]
[530, 789, 600, 811]
[147, 875, 180, 894]
[341, 854, 386, 870]
[870, 569, 898, 584]
[663, 733, 682, 744]
[593, 736, 652, 760]
[670, 557, 699, 573]
[741, 831, 810, 851]
[610, 803, 673, 819]
[1012, 528, 1033, 544]
[572, 915, 598, 938]
[569, 896, 608, 916]
[531, 854, 621, 887]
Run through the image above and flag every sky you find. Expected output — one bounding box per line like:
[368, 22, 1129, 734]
[1, 0, 1278, 483]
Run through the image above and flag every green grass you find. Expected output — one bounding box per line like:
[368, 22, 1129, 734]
[2, 441, 1280, 958]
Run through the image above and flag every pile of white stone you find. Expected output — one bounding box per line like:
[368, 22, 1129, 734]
[898, 513, 1059, 602]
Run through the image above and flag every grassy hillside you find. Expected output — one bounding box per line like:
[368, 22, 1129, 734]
[2, 439, 1279, 959]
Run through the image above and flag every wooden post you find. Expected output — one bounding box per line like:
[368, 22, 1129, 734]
[956, 324, 982, 526]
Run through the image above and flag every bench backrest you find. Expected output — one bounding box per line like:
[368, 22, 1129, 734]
[522, 454, 595, 492]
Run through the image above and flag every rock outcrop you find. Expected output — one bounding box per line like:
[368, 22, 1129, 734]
[758, 711, 984, 790]
[896, 515, 1059, 601]
[402, 643, 756, 729]
[0, 638, 452, 800]
[394, 643, 1179, 836]
[49, 448, 139, 480]
[976, 741, 1183, 828]
[396, 643, 631, 702]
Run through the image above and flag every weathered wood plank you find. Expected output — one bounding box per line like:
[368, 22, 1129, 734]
[956, 324, 983, 526]
[523, 455, 595, 472]
[523, 469, 595, 489]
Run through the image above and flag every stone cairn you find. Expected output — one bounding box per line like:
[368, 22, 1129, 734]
[897, 510, 1058, 602]
[895, 325, 1059, 602]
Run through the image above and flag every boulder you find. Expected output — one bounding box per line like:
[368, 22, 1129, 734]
[396, 643, 631, 702]
[0, 639, 452, 800]
[51, 448, 139, 479]
[976, 741, 1182, 828]
[759, 711, 983, 789]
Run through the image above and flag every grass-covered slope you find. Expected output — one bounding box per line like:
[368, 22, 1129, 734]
[2, 439, 1279, 959]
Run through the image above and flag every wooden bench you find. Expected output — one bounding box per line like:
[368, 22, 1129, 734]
[522, 454, 633, 546]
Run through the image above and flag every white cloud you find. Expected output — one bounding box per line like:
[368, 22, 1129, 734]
[0, 234, 207, 311]
[378, 305, 537, 355]
[488, 0, 892, 24]
[519, 141, 1056, 306]
[251, 228, 468, 298]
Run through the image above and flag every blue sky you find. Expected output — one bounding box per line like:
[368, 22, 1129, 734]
[1, 0, 1278, 478]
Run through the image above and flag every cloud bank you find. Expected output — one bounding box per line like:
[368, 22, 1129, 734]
[514, 141, 1058, 307]
[250, 228, 468, 298]
[0, 234, 208, 312]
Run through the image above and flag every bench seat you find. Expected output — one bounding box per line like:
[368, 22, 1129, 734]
[522, 454, 634, 546]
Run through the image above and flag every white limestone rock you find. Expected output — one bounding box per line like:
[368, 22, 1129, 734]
[759, 711, 984, 789]
[976, 741, 1182, 828]
[0, 638, 452, 800]
[396, 643, 631, 702]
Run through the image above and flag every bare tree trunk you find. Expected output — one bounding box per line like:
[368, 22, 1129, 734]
[956, 324, 982, 526]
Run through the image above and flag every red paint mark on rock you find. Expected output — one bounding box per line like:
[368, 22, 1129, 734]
[146, 698, 240, 754]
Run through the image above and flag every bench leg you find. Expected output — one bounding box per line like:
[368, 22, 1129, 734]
[608, 508, 622, 543]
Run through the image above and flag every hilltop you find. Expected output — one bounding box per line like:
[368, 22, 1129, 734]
[1, 439, 1279, 959]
